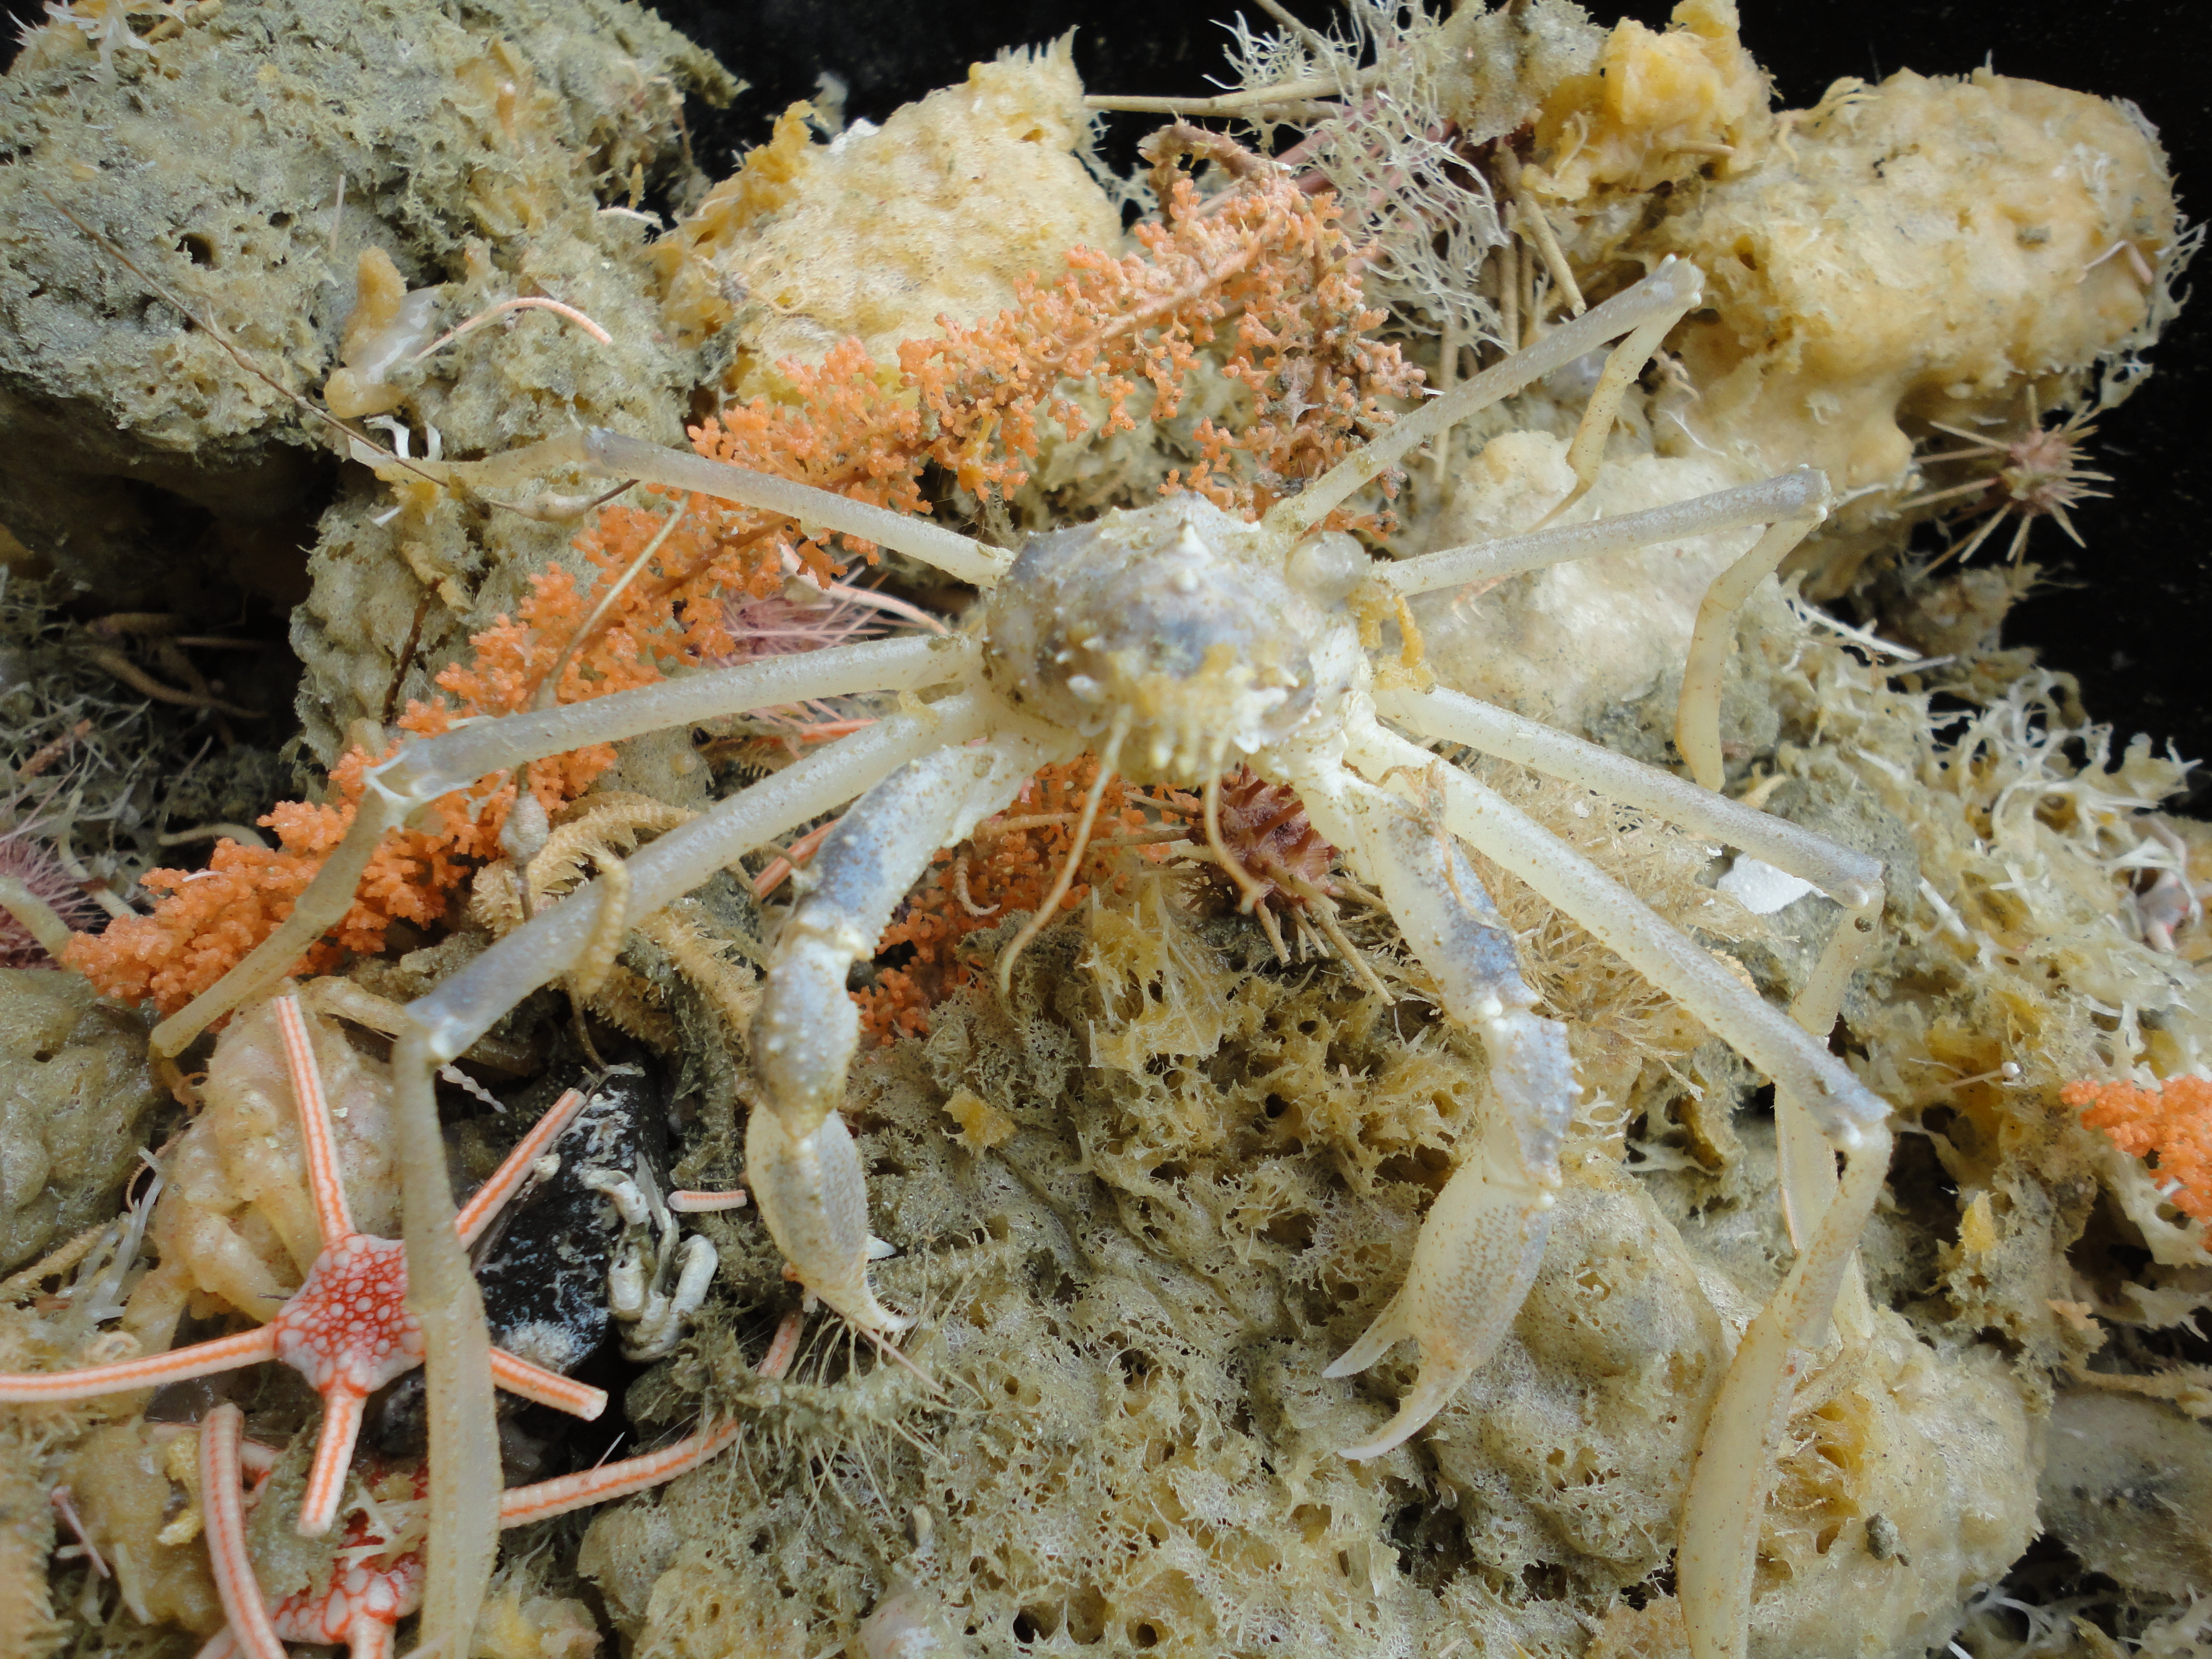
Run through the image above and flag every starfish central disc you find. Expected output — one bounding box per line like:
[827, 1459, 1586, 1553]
[275, 1543, 424, 1643]
[269, 1233, 425, 1397]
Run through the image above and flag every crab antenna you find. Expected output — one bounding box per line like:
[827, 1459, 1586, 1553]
[1266, 257, 1705, 539]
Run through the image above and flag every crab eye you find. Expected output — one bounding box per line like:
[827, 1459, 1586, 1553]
[1285, 531, 1365, 602]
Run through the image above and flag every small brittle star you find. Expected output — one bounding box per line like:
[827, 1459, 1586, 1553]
[2, 995, 609, 1535]
[192, 1312, 801, 1659]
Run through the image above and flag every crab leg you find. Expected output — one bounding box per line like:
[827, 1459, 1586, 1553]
[1672, 488, 1834, 793]
[1290, 766, 1577, 1457]
[1375, 685, 1883, 1041]
[1348, 721, 1891, 1147]
[403, 693, 999, 1069]
[150, 634, 974, 1060]
[388, 694, 1002, 1656]
[1267, 256, 1705, 538]
[1383, 683, 1886, 1281]
[1353, 717, 1896, 1653]
[751, 732, 1065, 1330]
[1373, 469, 1829, 601]
[432, 428, 1015, 588]
[1677, 1123, 1892, 1659]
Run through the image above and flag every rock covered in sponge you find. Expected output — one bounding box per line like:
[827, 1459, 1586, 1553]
[654, 36, 1123, 393]
[0, 969, 163, 1277]
[1653, 66, 2183, 527]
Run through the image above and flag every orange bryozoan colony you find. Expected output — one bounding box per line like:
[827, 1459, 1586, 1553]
[63, 158, 1419, 1015]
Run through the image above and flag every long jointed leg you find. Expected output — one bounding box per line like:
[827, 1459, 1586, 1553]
[751, 733, 1061, 1332]
[1264, 256, 1706, 540]
[1372, 464, 1833, 798]
[1351, 720, 1896, 1654]
[150, 633, 974, 1061]
[1348, 722, 1890, 1147]
[1292, 765, 1577, 1458]
[1383, 682, 1885, 1293]
[1373, 469, 1828, 604]
[386, 694, 1014, 1649]
[433, 428, 1015, 589]
[1676, 1124, 1892, 1659]
[1374, 685, 1883, 1036]
[1672, 483, 1834, 792]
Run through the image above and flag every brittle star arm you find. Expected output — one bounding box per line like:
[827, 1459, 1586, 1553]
[392, 693, 993, 1659]
[271, 998, 608, 1536]
[150, 633, 977, 1059]
[496, 1418, 745, 1528]
[0, 1323, 278, 1403]
[200, 1403, 286, 1659]
[497, 1309, 802, 1530]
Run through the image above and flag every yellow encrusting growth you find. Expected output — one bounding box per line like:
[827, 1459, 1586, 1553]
[1525, 0, 1772, 200]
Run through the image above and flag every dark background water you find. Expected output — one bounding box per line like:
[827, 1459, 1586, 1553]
[7, 0, 2206, 780]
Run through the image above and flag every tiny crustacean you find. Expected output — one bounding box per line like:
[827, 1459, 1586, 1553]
[142, 255, 1897, 1657]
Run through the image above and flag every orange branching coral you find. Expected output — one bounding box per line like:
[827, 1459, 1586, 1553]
[70, 149, 1416, 1016]
[853, 762, 1347, 1041]
[66, 734, 530, 1013]
[2064, 1075, 2212, 1222]
[857, 758, 1187, 1041]
[903, 163, 1421, 519]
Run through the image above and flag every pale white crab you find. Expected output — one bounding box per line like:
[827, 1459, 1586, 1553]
[146, 258, 1895, 1659]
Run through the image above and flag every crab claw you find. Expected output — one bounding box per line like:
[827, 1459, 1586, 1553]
[746, 1100, 913, 1334]
[1326, 1120, 1556, 1459]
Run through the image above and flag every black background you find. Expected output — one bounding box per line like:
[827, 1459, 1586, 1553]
[7, 0, 2208, 775]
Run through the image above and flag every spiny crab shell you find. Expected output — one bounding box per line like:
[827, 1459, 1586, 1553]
[978, 495, 1369, 776]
